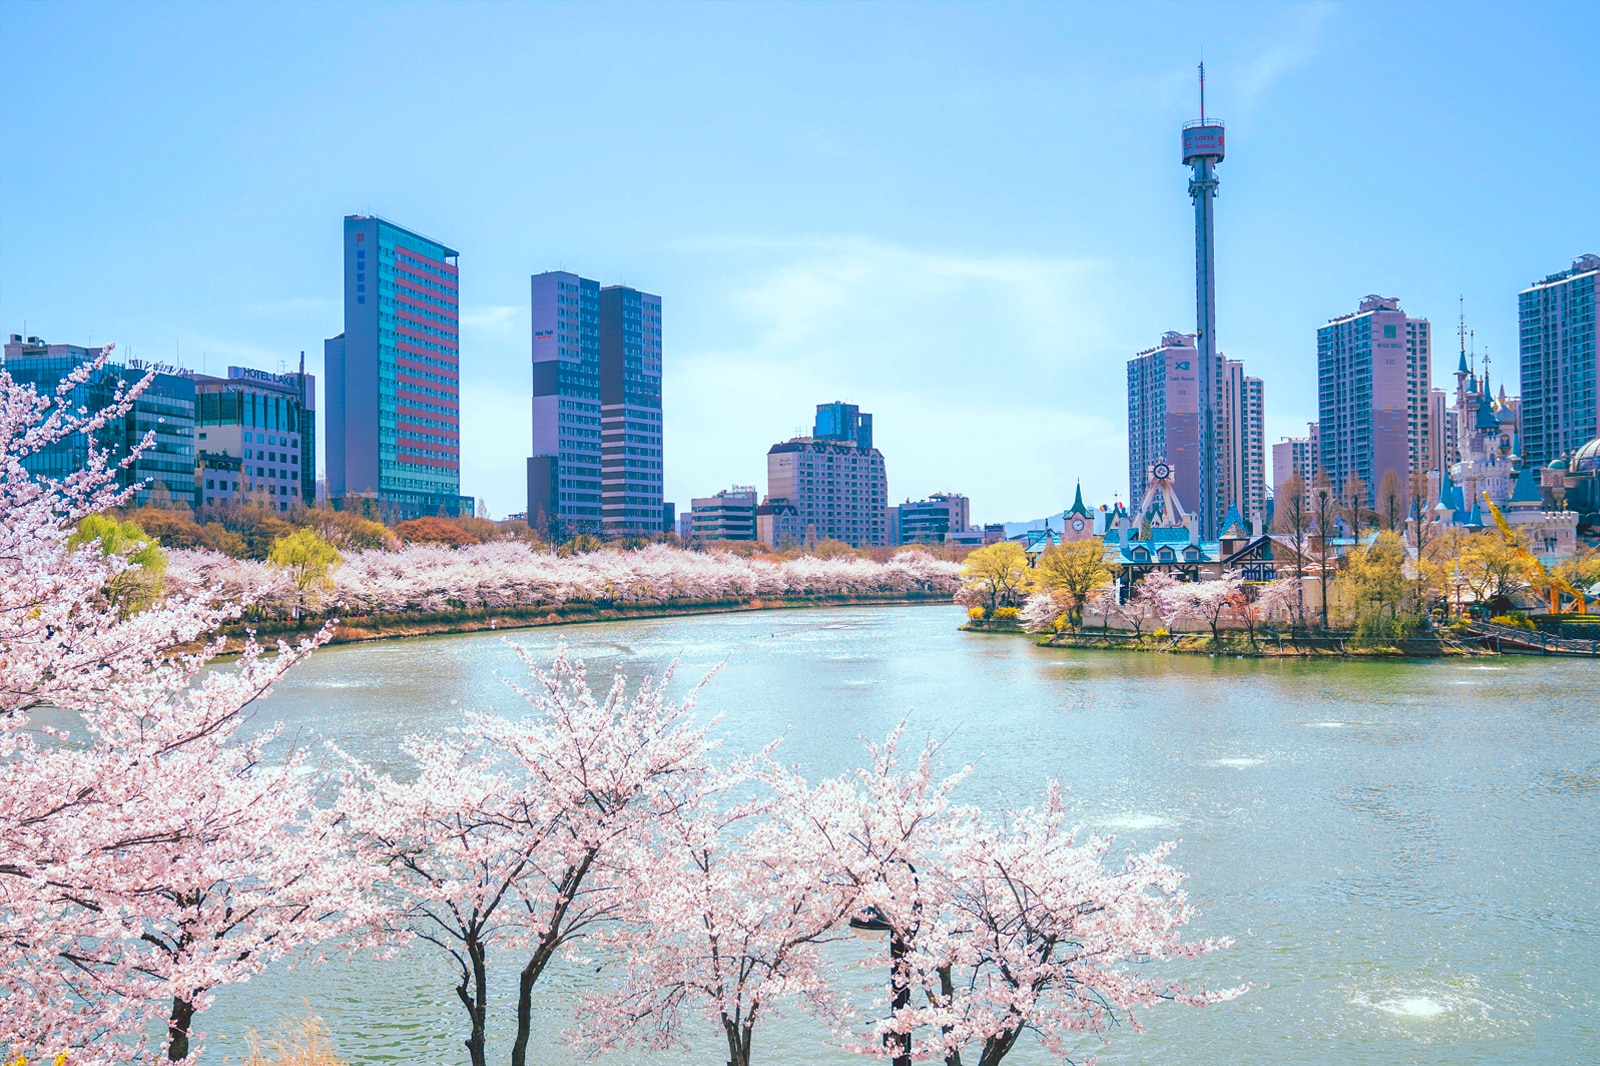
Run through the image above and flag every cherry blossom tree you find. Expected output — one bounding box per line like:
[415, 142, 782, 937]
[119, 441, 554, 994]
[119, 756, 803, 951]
[1, 355, 343, 1062]
[1018, 592, 1064, 633]
[785, 726, 970, 1066]
[765, 729, 1241, 1066]
[574, 757, 856, 1066]
[1128, 571, 1179, 637]
[1157, 571, 1244, 644]
[1087, 583, 1121, 634]
[892, 786, 1243, 1065]
[1226, 578, 1301, 650]
[337, 644, 715, 1066]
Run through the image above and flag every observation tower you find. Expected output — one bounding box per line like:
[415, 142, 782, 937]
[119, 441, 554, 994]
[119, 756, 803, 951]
[1182, 63, 1225, 541]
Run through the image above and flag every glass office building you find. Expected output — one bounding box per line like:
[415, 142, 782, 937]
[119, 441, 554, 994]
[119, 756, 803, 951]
[3, 335, 196, 507]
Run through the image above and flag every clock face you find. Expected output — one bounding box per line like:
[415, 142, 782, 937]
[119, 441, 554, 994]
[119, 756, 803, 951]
[1153, 462, 1171, 481]
[1072, 518, 1085, 531]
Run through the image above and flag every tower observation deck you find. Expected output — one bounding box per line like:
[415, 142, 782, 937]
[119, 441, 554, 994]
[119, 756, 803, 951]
[1183, 63, 1225, 541]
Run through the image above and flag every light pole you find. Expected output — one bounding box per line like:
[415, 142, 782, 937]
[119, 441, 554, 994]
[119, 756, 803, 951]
[848, 862, 919, 1066]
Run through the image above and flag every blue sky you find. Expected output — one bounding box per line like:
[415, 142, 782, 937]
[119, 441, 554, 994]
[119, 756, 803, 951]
[4, 1, 1596, 521]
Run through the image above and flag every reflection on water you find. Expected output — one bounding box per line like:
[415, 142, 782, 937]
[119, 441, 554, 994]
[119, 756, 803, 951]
[205, 605, 1600, 1065]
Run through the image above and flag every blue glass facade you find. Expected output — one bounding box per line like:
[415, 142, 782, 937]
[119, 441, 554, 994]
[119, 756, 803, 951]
[2, 337, 196, 507]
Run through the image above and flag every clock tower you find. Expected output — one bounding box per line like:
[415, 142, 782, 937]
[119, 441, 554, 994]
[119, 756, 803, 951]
[1063, 481, 1096, 541]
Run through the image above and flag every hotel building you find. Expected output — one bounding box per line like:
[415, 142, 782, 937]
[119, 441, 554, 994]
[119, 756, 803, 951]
[326, 215, 466, 520]
[192, 362, 316, 510]
[765, 402, 889, 547]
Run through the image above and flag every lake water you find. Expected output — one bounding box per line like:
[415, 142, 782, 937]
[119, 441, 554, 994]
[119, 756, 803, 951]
[205, 604, 1599, 1065]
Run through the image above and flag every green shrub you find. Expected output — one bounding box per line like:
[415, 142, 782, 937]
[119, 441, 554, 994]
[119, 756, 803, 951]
[1489, 611, 1536, 631]
[69, 514, 167, 613]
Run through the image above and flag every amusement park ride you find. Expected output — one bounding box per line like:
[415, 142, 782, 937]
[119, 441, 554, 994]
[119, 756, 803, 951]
[1481, 491, 1588, 615]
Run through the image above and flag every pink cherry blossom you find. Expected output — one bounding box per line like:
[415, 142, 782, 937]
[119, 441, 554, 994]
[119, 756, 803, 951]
[334, 643, 716, 1066]
[1, 358, 347, 1062]
[163, 541, 963, 622]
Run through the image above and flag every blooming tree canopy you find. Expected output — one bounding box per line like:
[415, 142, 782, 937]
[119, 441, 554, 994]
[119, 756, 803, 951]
[1, 355, 342, 1062]
[338, 645, 715, 1066]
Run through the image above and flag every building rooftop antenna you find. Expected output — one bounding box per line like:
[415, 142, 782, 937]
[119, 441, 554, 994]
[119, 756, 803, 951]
[1199, 60, 1206, 122]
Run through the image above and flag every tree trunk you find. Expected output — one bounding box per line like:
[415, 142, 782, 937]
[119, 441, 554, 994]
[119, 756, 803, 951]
[723, 1016, 755, 1066]
[511, 856, 592, 1066]
[510, 946, 551, 1066]
[977, 1025, 1023, 1066]
[166, 995, 196, 1060]
[455, 938, 490, 1066]
[889, 933, 912, 1066]
[939, 965, 962, 1066]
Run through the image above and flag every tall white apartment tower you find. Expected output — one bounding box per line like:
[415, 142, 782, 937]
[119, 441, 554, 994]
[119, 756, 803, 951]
[1221, 359, 1266, 529]
[1317, 295, 1431, 503]
[1519, 254, 1600, 466]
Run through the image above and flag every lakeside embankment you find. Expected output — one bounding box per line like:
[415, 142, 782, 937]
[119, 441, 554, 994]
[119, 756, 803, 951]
[961, 619, 1486, 657]
[219, 590, 953, 650]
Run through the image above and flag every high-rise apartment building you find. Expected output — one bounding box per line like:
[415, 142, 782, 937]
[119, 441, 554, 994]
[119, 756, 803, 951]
[3, 335, 196, 507]
[192, 362, 316, 511]
[326, 215, 465, 521]
[1271, 421, 1319, 500]
[765, 403, 889, 547]
[1127, 332, 1264, 528]
[1220, 359, 1266, 527]
[1519, 254, 1600, 466]
[1128, 332, 1207, 513]
[527, 271, 600, 535]
[527, 272, 663, 537]
[1316, 295, 1431, 503]
[599, 285, 664, 535]
[1428, 388, 1453, 476]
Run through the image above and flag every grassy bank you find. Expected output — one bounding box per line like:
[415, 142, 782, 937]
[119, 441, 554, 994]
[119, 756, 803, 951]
[213, 590, 954, 651]
[1036, 629, 1484, 658]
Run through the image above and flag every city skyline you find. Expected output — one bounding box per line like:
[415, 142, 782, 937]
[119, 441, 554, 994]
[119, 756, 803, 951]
[4, 2, 1597, 520]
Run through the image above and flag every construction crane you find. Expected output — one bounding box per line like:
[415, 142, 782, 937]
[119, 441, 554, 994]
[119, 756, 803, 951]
[1481, 491, 1588, 615]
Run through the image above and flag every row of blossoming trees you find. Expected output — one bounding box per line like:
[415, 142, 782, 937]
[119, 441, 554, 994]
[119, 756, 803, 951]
[3, 360, 1240, 1062]
[163, 538, 963, 623]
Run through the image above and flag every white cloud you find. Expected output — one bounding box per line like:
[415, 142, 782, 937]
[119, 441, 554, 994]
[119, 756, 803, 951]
[460, 303, 520, 332]
[1236, 3, 1335, 116]
[658, 236, 1128, 523]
